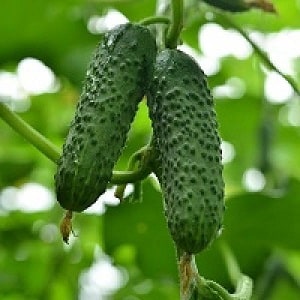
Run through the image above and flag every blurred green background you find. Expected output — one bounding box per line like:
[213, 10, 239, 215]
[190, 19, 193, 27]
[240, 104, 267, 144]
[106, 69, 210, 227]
[1, 0, 300, 299]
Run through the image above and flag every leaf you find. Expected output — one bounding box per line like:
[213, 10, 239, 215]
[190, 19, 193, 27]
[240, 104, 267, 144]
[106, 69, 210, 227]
[103, 179, 178, 279]
[219, 178, 300, 278]
[0, 159, 35, 188]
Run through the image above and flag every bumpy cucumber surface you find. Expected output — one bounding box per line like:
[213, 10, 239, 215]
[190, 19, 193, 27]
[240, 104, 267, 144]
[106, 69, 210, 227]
[147, 49, 224, 254]
[55, 23, 156, 212]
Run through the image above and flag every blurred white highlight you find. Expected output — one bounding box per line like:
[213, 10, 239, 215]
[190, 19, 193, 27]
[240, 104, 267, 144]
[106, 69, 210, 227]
[88, 9, 128, 34]
[0, 183, 54, 213]
[242, 168, 266, 192]
[79, 248, 127, 300]
[221, 141, 236, 164]
[17, 58, 58, 95]
[199, 23, 252, 60]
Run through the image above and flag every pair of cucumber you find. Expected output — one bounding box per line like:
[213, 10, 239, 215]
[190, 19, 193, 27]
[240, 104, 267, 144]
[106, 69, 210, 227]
[55, 23, 224, 254]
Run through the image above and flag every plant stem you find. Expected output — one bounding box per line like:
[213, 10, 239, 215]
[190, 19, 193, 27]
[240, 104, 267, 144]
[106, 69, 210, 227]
[220, 243, 242, 285]
[232, 275, 253, 300]
[203, 278, 233, 300]
[139, 16, 170, 26]
[177, 255, 232, 300]
[176, 243, 253, 299]
[0, 102, 152, 185]
[220, 15, 300, 96]
[198, 273, 253, 300]
[114, 146, 152, 199]
[166, 0, 184, 48]
[0, 102, 61, 162]
[220, 242, 253, 299]
[178, 252, 199, 300]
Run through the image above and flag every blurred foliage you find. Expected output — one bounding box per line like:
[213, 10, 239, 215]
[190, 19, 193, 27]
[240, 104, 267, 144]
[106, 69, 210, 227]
[1, 0, 300, 299]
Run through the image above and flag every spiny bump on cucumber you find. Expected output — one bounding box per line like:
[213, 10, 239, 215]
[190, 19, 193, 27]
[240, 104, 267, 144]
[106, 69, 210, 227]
[147, 49, 225, 254]
[55, 23, 156, 213]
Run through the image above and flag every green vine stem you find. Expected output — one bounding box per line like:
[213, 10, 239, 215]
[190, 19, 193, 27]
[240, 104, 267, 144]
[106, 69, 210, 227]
[219, 14, 300, 96]
[220, 243, 242, 285]
[139, 15, 170, 26]
[114, 150, 142, 200]
[220, 242, 253, 299]
[112, 167, 151, 185]
[201, 278, 233, 300]
[0, 102, 61, 162]
[114, 146, 151, 199]
[232, 275, 253, 300]
[0, 102, 152, 185]
[166, 0, 184, 48]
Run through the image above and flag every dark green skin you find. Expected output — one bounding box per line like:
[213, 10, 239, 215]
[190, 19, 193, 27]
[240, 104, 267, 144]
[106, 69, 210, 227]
[147, 49, 225, 254]
[55, 23, 156, 212]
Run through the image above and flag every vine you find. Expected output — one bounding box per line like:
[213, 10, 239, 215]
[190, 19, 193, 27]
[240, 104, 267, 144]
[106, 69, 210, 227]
[139, 15, 170, 26]
[165, 0, 184, 48]
[0, 102, 61, 163]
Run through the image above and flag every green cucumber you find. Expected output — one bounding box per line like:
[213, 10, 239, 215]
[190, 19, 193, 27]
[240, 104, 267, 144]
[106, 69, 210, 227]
[147, 49, 224, 254]
[55, 23, 156, 212]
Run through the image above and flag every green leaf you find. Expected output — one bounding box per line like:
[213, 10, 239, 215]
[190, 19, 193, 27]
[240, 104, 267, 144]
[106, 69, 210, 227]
[103, 179, 178, 279]
[221, 178, 300, 277]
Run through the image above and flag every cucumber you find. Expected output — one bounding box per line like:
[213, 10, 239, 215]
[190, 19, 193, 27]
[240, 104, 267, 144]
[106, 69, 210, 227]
[55, 23, 156, 212]
[147, 49, 224, 254]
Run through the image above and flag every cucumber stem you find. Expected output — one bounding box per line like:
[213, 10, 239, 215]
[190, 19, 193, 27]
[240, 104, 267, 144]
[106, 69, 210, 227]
[175, 244, 253, 299]
[178, 252, 198, 300]
[114, 147, 146, 200]
[139, 16, 170, 26]
[165, 0, 184, 48]
[112, 146, 153, 184]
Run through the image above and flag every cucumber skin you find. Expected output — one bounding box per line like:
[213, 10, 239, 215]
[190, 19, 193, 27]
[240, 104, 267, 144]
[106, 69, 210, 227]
[147, 49, 225, 254]
[55, 23, 156, 212]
